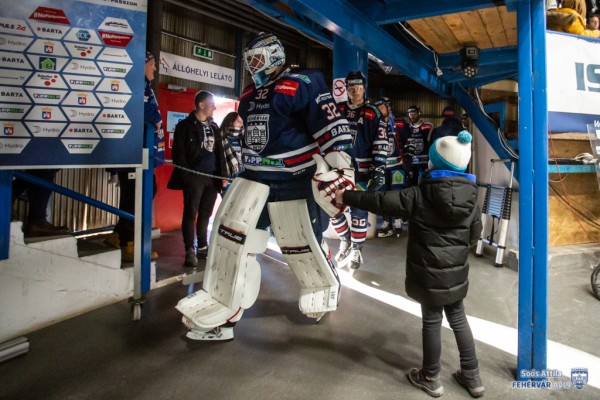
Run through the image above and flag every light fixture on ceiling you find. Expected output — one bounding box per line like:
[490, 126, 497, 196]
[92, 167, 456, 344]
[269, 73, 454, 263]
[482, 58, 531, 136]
[460, 46, 480, 78]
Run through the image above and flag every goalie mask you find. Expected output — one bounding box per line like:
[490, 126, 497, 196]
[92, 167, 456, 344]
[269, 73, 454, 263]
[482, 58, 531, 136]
[244, 32, 286, 88]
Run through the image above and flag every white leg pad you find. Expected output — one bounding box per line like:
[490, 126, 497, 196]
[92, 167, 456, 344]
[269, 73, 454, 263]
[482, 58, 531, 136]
[268, 199, 340, 316]
[176, 178, 270, 329]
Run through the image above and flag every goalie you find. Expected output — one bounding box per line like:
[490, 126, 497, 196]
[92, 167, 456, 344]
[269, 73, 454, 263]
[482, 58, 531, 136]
[176, 32, 354, 341]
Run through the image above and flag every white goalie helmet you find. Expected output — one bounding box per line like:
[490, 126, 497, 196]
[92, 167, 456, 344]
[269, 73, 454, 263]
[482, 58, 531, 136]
[244, 32, 286, 88]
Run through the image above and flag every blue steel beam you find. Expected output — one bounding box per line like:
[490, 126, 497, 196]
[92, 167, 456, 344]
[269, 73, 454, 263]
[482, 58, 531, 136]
[516, 0, 535, 379]
[438, 46, 518, 70]
[530, 0, 548, 377]
[241, 0, 333, 48]
[354, 0, 505, 25]
[452, 83, 513, 160]
[0, 170, 11, 260]
[271, 0, 448, 95]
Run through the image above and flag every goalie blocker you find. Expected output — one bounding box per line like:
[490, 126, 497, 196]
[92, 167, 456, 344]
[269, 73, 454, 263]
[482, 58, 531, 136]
[312, 151, 355, 217]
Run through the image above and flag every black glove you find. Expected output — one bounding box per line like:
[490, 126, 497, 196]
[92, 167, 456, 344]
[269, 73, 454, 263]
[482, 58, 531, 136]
[403, 144, 416, 171]
[367, 166, 386, 191]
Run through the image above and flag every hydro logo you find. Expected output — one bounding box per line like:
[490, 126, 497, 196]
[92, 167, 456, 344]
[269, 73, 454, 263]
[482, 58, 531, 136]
[575, 63, 600, 92]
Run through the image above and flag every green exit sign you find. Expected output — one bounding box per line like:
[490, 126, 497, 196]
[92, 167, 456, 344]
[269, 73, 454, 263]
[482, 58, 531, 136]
[193, 45, 214, 60]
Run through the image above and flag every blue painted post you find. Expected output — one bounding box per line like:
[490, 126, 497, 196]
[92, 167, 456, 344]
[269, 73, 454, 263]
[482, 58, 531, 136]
[0, 170, 12, 260]
[333, 35, 367, 99]
[516, 0, 535, 379]
[531, 0, 548, 375]
[141, 122, 155, 294]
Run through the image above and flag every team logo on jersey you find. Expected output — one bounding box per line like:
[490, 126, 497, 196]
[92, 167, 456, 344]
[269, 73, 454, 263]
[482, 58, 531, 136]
[246, 114, 269, 152]
[571, 368, 588, 390]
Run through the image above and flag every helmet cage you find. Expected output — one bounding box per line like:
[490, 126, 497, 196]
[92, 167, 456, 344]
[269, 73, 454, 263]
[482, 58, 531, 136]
[244, 34, 285, 87]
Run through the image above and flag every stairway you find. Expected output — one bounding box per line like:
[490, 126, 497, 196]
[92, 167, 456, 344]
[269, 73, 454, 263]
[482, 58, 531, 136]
[0, 222, 153, 343]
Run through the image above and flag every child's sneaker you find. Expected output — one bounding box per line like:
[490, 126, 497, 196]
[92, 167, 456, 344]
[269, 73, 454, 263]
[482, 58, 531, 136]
[454, 368, 485, 398]
[407, 368, 444, 398]
[186, 326, 234, 341]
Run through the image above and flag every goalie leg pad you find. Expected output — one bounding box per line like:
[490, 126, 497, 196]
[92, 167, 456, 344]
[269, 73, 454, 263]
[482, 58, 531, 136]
[176, 178, 270, 330]
[268, 199, 340, 316]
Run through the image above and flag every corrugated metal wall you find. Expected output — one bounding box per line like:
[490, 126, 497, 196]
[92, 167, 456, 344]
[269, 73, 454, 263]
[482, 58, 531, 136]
[51, 169, 119, 232]
[160, 2, 239, 97]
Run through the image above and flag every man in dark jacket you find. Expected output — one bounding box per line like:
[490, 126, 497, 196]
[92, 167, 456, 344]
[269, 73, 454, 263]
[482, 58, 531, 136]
[168, 90, 221, 268]
[334, 131, 485, 399]
[430, 106, 465, 143]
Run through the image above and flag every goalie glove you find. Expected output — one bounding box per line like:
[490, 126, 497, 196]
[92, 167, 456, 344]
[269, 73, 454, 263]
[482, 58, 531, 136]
[367, 166, 385, 191]
[311, 151, 355, 217]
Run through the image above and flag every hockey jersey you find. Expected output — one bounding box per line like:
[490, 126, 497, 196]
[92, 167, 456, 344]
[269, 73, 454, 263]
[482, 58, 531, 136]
[238, 67, 352, 181]
[337, 101, 388, 181]
[385, 118, 405, 170]
[399, 120, 434, 165]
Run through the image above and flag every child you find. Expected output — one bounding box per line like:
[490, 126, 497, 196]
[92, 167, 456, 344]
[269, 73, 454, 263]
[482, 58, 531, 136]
[334, 131, 484, 398]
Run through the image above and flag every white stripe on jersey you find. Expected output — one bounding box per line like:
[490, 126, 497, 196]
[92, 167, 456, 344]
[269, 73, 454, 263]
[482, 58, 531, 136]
[312, 119, 350, 139]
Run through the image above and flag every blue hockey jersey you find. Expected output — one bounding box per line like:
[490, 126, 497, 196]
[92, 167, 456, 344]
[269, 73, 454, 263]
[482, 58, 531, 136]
[337, 101, 388, 181]
[238, 67, 352, 180]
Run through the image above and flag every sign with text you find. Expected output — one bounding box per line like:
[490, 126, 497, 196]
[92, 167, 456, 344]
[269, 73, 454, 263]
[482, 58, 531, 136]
[547, 32, 600, 132]
[159, 51, 235, 88]
[0, 0, 147, 168]
[193, 45, 213, 61]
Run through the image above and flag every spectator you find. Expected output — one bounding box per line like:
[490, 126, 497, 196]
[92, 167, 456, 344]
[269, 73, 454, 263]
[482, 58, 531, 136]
[399, 105, 434, 188]
[461, 113, 471, 130]
[167, 91, 223, 268]
[547, 0, 600, 37]
[430, 106, 464, 143]
[12, 169, 68, 238]
[218, 111, 243, 193]
[587, 13, 600, 29]
[110, 51, 161, 263]
[333, 132, 484, 399]
[332, 71, 388, 272]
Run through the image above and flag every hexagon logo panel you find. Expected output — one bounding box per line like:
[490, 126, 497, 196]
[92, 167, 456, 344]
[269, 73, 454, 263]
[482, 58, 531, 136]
[0, 17, 34, 36]
[0, 51, 32, 70]
[28, 21, 68, 40]
[25, 87, 67, 105]
[1, 121, 30, 137]
[25, 121, 66, 137]
[96, 78, 131, 94]
[0, 70, 32, 86]
[97, 47, 132, 64]
[0, 103, 31, 120]
[0, 34, 34, 52]
[61, 139, 99, 154]
[0, 86, 30, 103]
[64, 59, 101, 76]
[96, 62, 131, 78]
[63, 91, 100, 108]
[28, 39, 69, 57]
[61, 106, 101, 122]
[99, 93, 131, 108]
[0, 139, 30, 154]
[63, 74, 102, 91]
[27, 72, 67, 89]
[62, 123, 99, 138]
[96, 123, 131, 139]
[63, 28, 102, 45]
[64, 42, 103, 59]
[95, 109, 130, 124]
[26, 54, 68, 72]
[98, 17, 133, 34]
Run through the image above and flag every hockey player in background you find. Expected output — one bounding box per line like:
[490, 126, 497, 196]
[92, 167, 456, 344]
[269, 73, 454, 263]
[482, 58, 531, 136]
[373, 97, 406, 238]
[175, 32, 354, 341]
[399, 105, 434, 188]
[331, 71, 388, 272]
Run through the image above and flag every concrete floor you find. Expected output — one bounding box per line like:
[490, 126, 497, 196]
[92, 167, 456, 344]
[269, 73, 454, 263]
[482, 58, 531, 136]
[1, 232, 599, 400]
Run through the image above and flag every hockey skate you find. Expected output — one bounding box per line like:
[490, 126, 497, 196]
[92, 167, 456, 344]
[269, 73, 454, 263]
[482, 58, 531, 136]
[348, 248, 363, 275]
[377, 219, 393, 238]
[335, 239, 351, 267]
[393, 218, 403, 237]
[185, 325, 234, 341]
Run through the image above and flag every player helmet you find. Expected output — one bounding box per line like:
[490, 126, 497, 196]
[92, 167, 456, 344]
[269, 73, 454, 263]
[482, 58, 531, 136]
[345, 71, 366, 87]
[244, 32, 286, 88]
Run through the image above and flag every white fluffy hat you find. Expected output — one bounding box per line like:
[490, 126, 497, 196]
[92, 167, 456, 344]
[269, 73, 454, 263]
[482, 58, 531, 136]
[428, 131, 472, 172]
